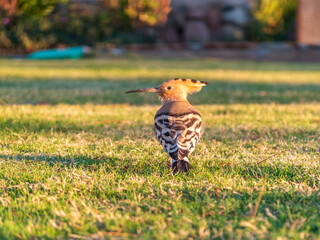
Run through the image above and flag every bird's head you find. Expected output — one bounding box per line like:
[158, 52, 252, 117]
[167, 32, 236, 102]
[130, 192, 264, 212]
[125, 78, 209, 102]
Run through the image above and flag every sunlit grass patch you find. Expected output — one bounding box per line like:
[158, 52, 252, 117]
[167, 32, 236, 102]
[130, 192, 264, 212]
[1, 102, 320, 239]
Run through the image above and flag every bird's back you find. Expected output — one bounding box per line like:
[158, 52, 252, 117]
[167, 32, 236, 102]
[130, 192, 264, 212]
[154, 101, 202, 169]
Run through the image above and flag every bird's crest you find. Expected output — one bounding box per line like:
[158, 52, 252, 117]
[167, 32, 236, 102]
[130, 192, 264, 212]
[172, 78, 209, 86]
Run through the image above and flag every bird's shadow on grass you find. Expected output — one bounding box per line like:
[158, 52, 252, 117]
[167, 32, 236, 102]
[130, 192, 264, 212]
[0, 153, 170, 176]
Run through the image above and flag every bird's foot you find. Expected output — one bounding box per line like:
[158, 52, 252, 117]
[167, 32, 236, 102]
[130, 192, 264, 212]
[172, 160, 190, 174]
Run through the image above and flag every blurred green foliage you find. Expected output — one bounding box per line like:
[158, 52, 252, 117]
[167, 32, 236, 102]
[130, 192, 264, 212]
[0, 0, 106, 50]
[246, 0, 297, 41]
[0, 0, 170, 51]
[0, 13, 112, 50]
[17, 0, 67, 17]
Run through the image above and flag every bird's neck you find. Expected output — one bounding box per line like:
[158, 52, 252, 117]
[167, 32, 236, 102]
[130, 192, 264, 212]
[161, 98, 189, 106]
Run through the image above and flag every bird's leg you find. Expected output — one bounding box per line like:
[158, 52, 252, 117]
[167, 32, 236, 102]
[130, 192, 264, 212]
[169, 158, 180, 174]
[167, 157, 172, 169]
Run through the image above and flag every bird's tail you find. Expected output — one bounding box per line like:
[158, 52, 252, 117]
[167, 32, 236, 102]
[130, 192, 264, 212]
[172, 160, 190, 174]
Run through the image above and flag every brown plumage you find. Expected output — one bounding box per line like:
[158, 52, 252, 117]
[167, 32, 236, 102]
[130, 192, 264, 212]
[126, 78, 209, 173]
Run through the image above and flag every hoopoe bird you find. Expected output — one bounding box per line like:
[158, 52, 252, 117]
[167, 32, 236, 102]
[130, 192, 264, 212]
[126, 78, 209, 173]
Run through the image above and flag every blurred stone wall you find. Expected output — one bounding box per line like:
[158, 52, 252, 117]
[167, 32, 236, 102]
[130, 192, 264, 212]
[159, 0, 253, 43]
[297, 0, 320, 45]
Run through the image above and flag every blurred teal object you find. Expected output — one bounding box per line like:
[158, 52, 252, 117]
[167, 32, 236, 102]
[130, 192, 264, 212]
[28, 46, 91, 60]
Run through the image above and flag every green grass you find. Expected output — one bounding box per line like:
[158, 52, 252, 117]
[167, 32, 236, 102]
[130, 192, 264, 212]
[0, 58, 320, 239]
[1, 58, 320, 105]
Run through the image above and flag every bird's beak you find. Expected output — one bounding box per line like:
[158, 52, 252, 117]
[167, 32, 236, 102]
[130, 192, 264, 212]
[125, 87, 158, 93]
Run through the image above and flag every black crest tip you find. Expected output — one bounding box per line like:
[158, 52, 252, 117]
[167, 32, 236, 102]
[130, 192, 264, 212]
[200, 81, 210, 85]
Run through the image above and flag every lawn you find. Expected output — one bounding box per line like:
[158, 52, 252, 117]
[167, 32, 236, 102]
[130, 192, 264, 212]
[0, 58, 319, 239]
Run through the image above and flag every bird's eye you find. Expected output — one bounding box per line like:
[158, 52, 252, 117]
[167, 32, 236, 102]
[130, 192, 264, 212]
[167, 86, 172, 90]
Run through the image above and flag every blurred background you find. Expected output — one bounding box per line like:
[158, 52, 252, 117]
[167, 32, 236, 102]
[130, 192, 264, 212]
[0, 0, 319, 59]
[1, 0, 320, 106]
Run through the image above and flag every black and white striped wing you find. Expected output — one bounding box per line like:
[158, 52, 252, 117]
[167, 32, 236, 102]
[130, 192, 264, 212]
[154, 113, 202, 161]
